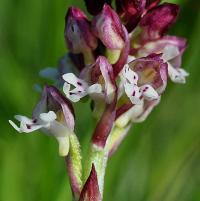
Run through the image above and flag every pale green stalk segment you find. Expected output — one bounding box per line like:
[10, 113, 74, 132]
[106, 48, 121, 64]
[69, 133, 83, 190]
[106, 124, 132, 156]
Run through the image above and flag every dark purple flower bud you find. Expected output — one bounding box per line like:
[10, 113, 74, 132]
[92, 4, 125, 50]
[116, 0, 160, 32]
[84, 0, 112, 15]
[139, 3, 180, 41]
[79, 165, 101, 201]
[65, 7, 97, 60]
[146, 0, 161, 9]
[116, 0, 146, 32]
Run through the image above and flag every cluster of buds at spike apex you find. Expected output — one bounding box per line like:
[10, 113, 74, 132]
[9, 1, 189, 201]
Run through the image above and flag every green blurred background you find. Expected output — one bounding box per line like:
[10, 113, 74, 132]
[0, 0, 200, 200]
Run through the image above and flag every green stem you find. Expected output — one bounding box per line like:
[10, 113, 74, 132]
[65, 133, 82, 201]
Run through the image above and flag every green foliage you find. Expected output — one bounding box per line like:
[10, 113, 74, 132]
[0, 0, 200, 201]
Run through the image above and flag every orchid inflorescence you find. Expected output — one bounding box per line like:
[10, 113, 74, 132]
[9, 0, 188, 200]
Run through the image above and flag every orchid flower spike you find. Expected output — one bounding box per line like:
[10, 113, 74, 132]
[9, 86, 75, 157]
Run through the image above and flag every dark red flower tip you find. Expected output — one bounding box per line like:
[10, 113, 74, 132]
[116, 0, 146, 32]
[92, 4, 125, 50]
[140, 3, 180, 40]
[146, 0, 161, 10]
[116, 0, 161, 32]
[79, 164, 101, 201]
[84, 0, 112, 15]
[65, 7, 97, 54]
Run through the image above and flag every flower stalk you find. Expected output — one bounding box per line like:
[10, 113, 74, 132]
[9, 1, 189, 201]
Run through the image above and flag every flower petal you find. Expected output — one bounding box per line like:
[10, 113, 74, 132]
[63, 73, 88, 102]
[168, 63, 188, 84]
[9, 115, 43, 133]
[56, 136, 70, 157]
[162, 45, 180, 61]
[133, 97, 161, 122]
[122, 64, 138, 84]
[140, 84, 159, 100]
[124, 82, 142, 105]
[39, 111, 57, 123]
[87, 84, 103, 94]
